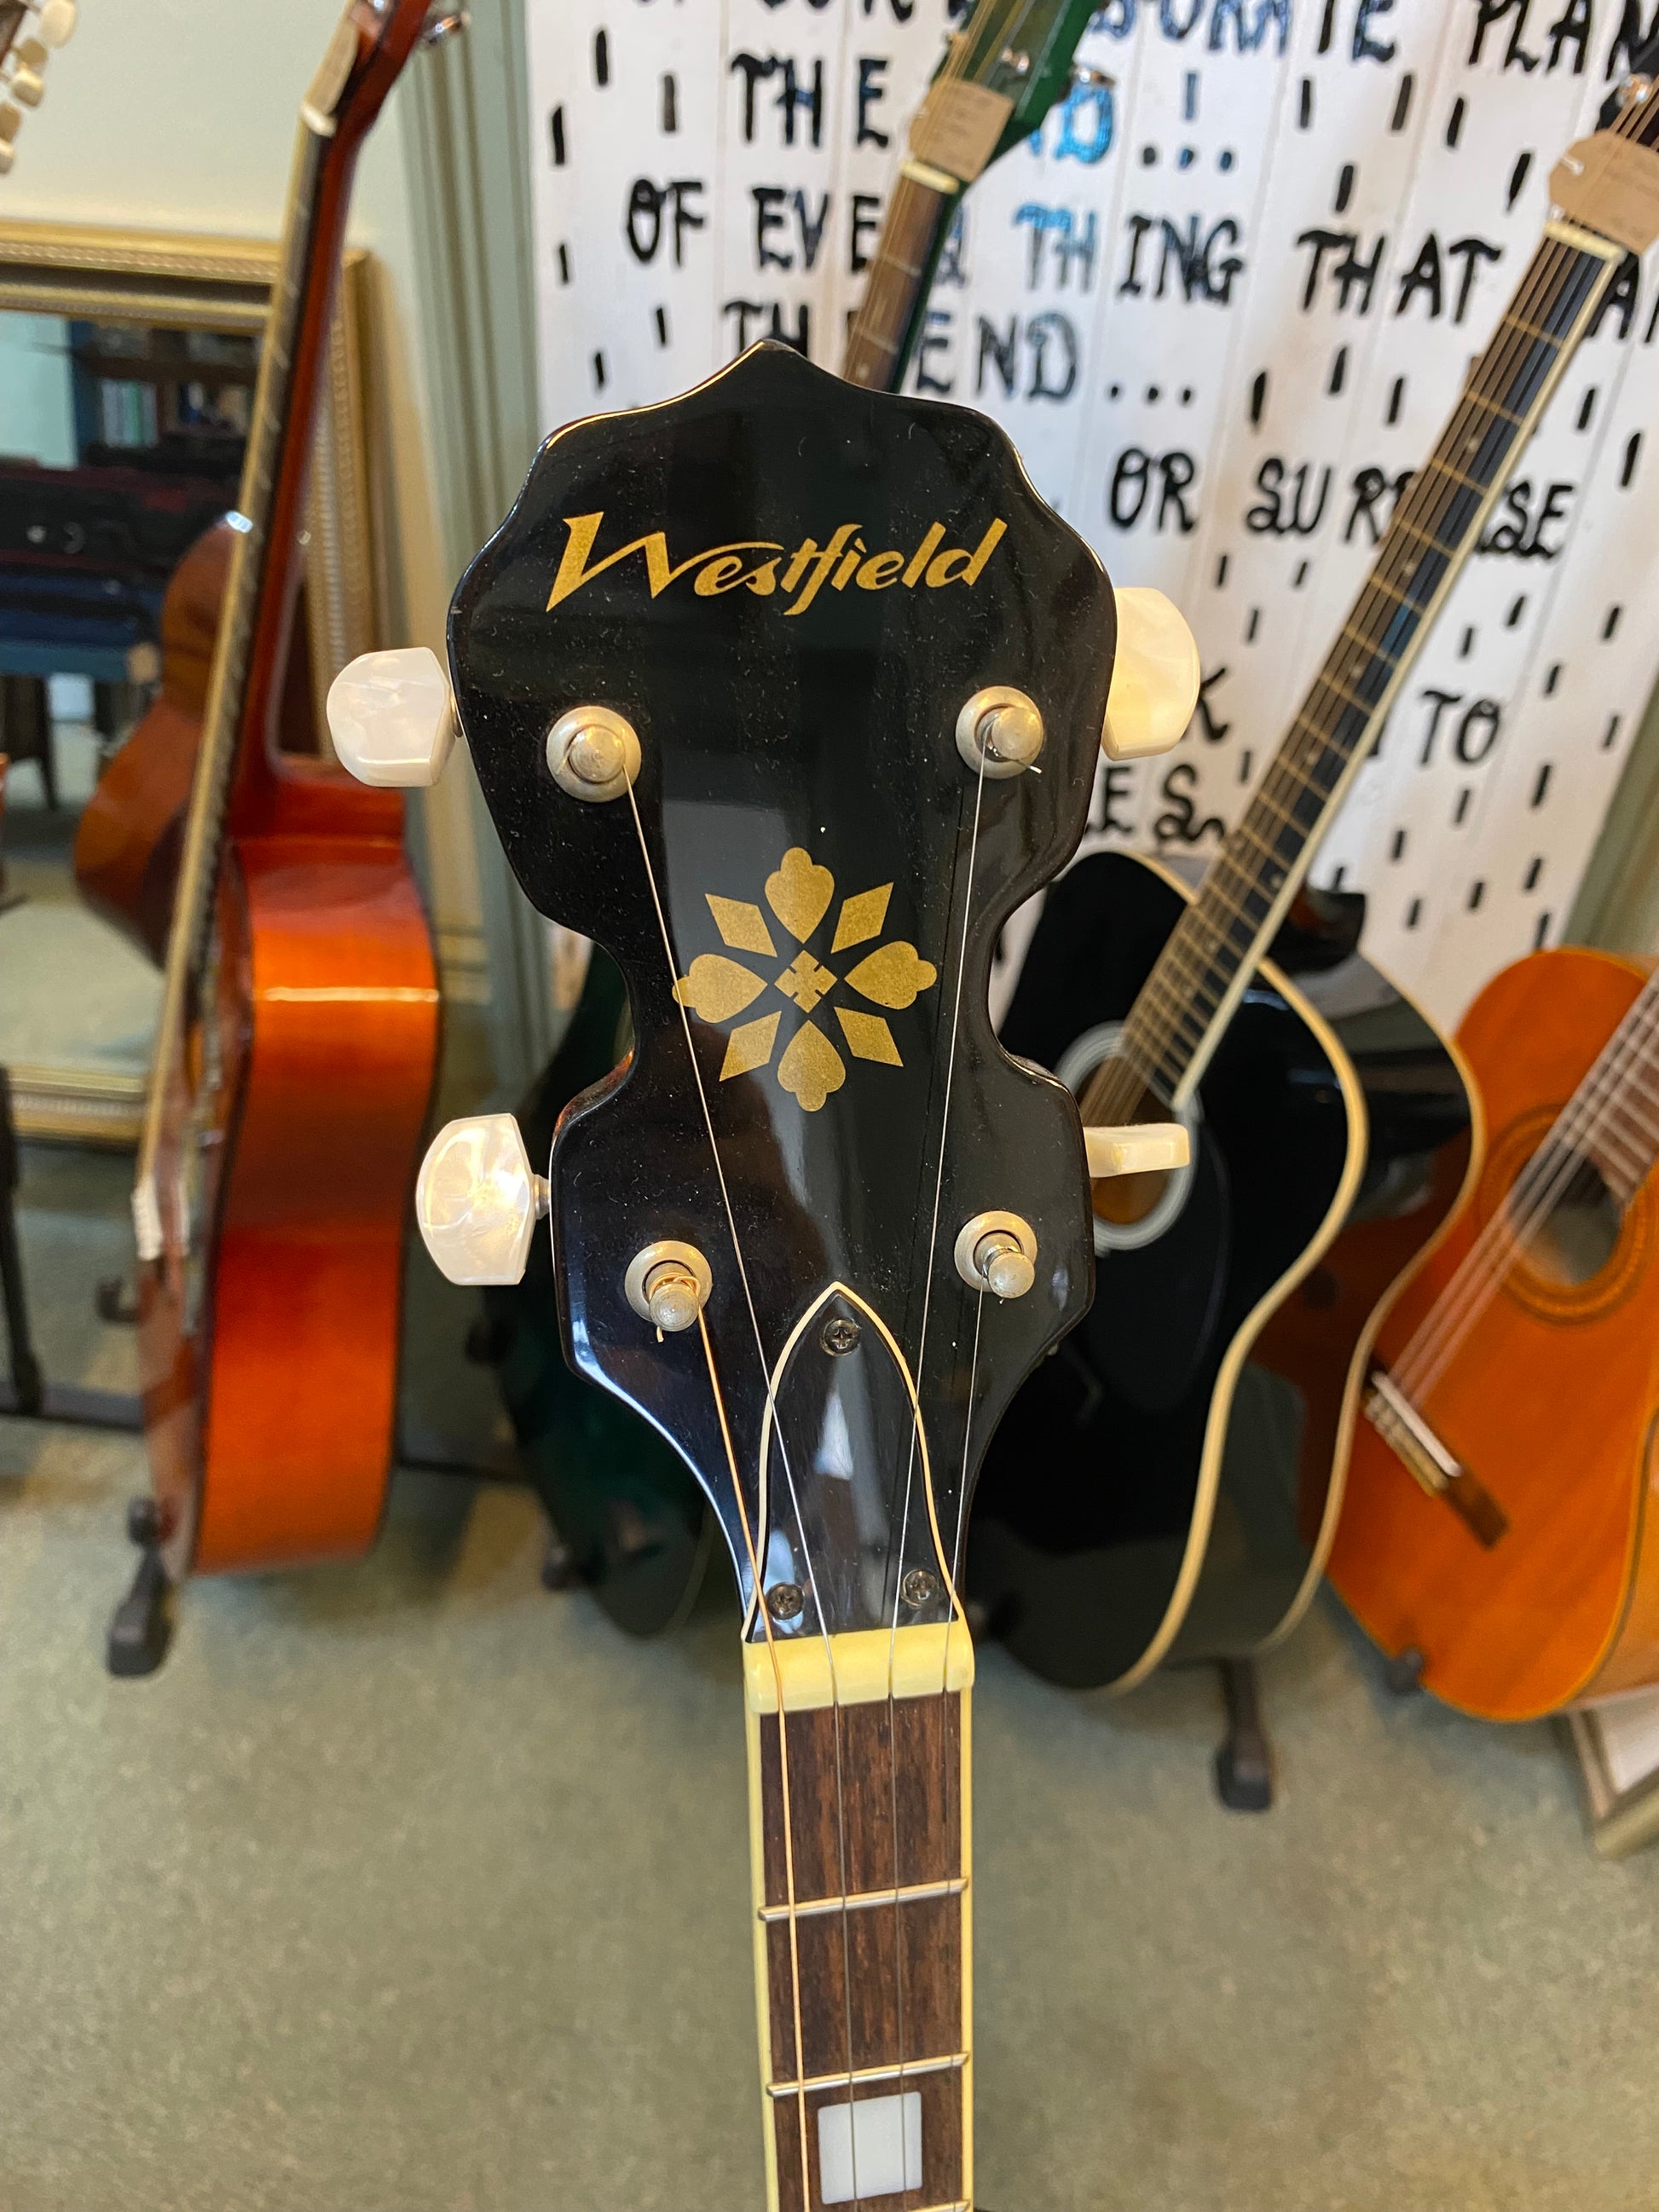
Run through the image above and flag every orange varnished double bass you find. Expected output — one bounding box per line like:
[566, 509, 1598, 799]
[111, 0, 444, 1673]
[1329, 947, 1659, 1721]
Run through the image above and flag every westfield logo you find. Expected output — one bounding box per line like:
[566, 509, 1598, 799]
[546, 511, 1009, 619]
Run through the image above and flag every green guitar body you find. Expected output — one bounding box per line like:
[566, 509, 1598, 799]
[483, 951, 714, 1635]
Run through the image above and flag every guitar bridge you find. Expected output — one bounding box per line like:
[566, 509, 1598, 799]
[1364, 1369, 1509, 1550]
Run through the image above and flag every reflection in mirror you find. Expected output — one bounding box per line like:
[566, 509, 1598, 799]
[0, 228, 374, 1431]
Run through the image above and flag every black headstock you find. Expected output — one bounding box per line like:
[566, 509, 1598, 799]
[448, 344, 1112, 1647]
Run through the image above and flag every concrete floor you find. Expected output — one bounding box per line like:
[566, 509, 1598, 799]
[3, 1150, 1659, 2212]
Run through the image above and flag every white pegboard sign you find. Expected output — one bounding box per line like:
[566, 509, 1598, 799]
[526, 0, 1659, 1026]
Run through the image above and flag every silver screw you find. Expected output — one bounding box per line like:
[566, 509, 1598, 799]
[767, 1582, 805, 1622]
[901, 1568, 938, 1608]
[821, 1316, 860, 1357]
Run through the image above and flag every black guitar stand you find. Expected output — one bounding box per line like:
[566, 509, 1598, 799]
[106, 1493, 174, 1678]
[1213, 1657, 1274, 1812]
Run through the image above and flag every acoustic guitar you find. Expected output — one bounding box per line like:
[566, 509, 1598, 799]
[472, 0, 1109, 1637]
[111, 0, 446, 1677]
[968, 52, 1659, 1694]
[1330, 947, 1659, 1720]
[328, 336, 1199, 2212]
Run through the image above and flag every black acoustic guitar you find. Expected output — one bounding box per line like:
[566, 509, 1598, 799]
[477, 0, 1103, 1633]
[968, 61, 1659, 1691]
[339, 337, 1118, 2212]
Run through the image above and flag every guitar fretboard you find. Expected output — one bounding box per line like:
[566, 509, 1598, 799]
[842, 171, 956, 390]
[748, 1672, 971, 2212]
[1084, 210, 1632, 1125]
[133, 121, 332, 1250]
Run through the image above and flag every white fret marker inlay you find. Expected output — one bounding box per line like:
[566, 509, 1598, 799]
[818, 2089, 922, 2204]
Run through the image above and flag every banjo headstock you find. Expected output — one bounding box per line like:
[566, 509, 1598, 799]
[346, 344, 1122, 1648]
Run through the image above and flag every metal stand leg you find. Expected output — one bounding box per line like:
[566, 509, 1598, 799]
[1213, 1656, 1274, 1812]
[0, 1068, 43, 1416]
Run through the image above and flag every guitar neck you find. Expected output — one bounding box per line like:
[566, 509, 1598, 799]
[1092, 223, 1625, 1121]
[745, 1627, 974, 2212]
[133, 61, 356, 1253]
[842, 169, 957, 391]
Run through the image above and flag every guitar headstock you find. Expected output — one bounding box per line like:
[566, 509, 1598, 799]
[916, 0, 1106, 185]
[442, 345, 1113, 1649]
[303, 0, 460, 154]
[0, 0, 76, 177]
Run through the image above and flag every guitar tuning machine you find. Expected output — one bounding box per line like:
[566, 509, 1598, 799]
[957, 686, 1043, 778]
[414, 1113, 547, 1286]
[547, 705, 641, 802]
[955, 1211, 1038, 1301]
[327, 644, 457, 787]
[35, 0, 77, 47]
[1103, 587, 1201, 762]
[625, 1241, 713, 1334]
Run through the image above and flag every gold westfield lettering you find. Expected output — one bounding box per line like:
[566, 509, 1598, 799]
[547, 511, 1008, 618]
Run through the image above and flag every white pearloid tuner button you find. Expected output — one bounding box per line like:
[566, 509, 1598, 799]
[1102, 588, 1201, 763]
[37, 0, 78, 46]
[327, 646, 457, 788]
[1084, 1123, 1190, 1180]
[415, 1113, 548, 1286]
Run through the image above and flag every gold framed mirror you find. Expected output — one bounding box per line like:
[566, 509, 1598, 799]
[0, 219, 378, 1146]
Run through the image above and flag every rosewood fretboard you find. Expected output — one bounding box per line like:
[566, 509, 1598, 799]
[1084, 210, 1634, 1129]
[748, 1673, 972, 2212]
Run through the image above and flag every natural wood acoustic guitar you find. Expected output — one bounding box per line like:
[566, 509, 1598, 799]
[1330, 946, 1659, 1720]
[111, 0, 448, 1675]
[326, 338, 1194, 2212]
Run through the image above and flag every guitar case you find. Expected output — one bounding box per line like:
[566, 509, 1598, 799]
[481, 948, 718, 1636]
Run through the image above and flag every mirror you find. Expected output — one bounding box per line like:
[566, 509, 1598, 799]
[0, 222, 375, 1146]
[0, 222, 377, 1424]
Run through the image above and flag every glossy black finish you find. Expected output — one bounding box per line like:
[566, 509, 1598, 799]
[449, 344, 1110, 1645]
[483, 950, 714, 1637]
[968, 849, 1471, 1688]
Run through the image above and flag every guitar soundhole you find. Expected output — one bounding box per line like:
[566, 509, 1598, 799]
[1517, 1150, 1622, 1290]
[1092, 1162, 1170, 1230]
[1055, 1019, 1199, 1255]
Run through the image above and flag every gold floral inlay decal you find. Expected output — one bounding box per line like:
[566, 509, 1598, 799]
[673, 846, 938, 1111]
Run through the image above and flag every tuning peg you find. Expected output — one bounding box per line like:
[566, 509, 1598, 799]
[35, 0, 76, 46]
[9, 62, 43, 106]
[415, 1113, 549, 1286]
[1084, 1123, 1190, 1180]
[0, 98, 22, 144]
[326, 645, 457, 788]
[1102, 587, 1201, 762]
